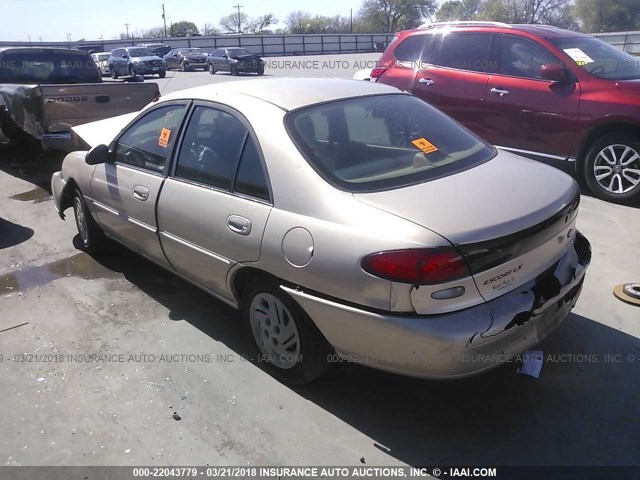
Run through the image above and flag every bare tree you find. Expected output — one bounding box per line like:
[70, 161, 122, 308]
[246, 14, 278, 34]
[219, 12, 250, 33]
[286, 11, 311, 33]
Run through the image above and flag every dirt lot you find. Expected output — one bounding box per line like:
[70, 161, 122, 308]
[0, 54, 639, 468]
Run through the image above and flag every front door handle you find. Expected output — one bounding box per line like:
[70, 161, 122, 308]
[227, 215, 252, 235]
[490, 87, 510, 96]
[418, 78, 435, 85]
[133, 185, 149, 201]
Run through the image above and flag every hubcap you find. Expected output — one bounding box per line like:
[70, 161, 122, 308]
[593, 144, 640, 194]
[249, 293, 301, 370]
[73, 196, 88, 245]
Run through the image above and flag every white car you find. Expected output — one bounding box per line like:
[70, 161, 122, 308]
[353, 68, 373, 81]
[91, 52, 111, 76]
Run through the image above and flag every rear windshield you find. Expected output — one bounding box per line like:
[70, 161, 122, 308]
[286, 94, 495, 192]
[127, 48, 154, 57]
[0, 50, 100, 84]
[552, 36, 640, 80]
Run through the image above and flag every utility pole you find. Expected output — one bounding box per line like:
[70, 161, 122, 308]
[233, 4, 244, 33]
[124, 23, 130, 39]
[162, 4, 167, 37]
[350, 8, 353, 33]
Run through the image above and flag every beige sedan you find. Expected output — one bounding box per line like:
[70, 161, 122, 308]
[52, 78, 590, 383]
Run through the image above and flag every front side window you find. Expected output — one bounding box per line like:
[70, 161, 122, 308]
[175, 106, 249, 190]
[287, 94, 495, 192]
[499, 36, 561, 79]
[393, 35, 433, 63]
[552, 36, 640, 80]
[430, 33, 495, 73]
[114, 105, 186, 173]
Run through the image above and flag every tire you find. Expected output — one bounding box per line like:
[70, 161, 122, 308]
[257, 66, 264, 76]
[158, 70, 166, 78]
[72, 188, 105, 254]
[110, 66, 119, 79]
[129, 65, 136, 78]
[208, 63, 216, 75]
[230, 64, 238, 76]
[242, 280, 331, 384]
[583, 132, 640, 205]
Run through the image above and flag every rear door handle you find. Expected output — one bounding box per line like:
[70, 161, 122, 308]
[133, 185, 149, 201]
[418, 78, 435, 85]
[227, 215, 252, 235]
[490, 87, 510, 96]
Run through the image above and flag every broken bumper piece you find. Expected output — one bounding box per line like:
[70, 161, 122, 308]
[286, 231, 591, 379]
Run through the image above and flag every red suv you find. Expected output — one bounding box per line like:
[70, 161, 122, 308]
[373, 22, 640, 204]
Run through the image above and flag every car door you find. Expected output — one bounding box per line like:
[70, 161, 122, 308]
[111, 49, 126, 74]
[157, 103, 272, 299]
[90, 102, 189, 267]
[484, 34, 581, 160]
[401, 32, 497, 140]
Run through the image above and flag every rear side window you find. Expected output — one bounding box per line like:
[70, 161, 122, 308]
[393, 35, 433, 62]
[234, 136, 270, 201]
[430, 33, 495, 73]
[286, 94, 495, 193]
[175, 106, 248, 190]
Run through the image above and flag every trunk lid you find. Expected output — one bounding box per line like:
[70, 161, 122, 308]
[355, 151, 580, 302]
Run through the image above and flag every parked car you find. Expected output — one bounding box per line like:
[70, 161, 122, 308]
[52, 78, 590, 384]
[0, 47, 159, 153]
[368, 21, 640, 204]
[91, 52, 111, 76]
[207, 48, 264, 75]
[108, 47, 166, 79]
[163, 48, 208, 71]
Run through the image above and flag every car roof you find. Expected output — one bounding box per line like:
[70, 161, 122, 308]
[413, 22, 591, 40]
[159, 78, 406, 111]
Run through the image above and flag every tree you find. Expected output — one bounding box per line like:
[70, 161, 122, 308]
[285, 11, 311, 33]
[575, 0, 640, 32]
[358, 0, 437, 33]
[436, 1, 464, 21]
[171, 20, 199, 37]
[203, 23, 221, 36]
[220, 11, 250, 33]
[478, 0, 577, 28]
[246, 14, 278, 34]
[137, 27, 165, 39]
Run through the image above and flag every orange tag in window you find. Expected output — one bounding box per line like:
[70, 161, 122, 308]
[158, 128, 171, 148]
[412, 138, 439, 154]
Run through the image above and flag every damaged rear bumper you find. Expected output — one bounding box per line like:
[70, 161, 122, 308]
[286, 231, 591, 379]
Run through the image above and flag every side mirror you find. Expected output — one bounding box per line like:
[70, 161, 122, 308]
[122, 55, 128, 59]
[222, 55, 228, 59]
[85, 144, 110, 165]
[540, 64, 567, 82]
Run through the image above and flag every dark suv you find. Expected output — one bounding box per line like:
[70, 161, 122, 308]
[373, 22, 640, 204]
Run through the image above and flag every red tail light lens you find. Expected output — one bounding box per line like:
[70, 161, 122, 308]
[371, 67, 387, 80]
[361, 249, 469, 285]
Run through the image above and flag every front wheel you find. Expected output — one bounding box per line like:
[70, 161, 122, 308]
[72, 188, 105, 254]
[256, 66, 264, 76]
[230, 64, 238, 76]
[129, 65, 136, 78]
[158, 70, 166, 78]
[110, 66, 119, 79]
[242, 281, 331, 384]
[208, 63, 216, 75]
[583, 132, 640, 204]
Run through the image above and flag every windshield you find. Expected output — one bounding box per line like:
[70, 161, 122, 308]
[0, 50, 100, 84]
[227, 48, 250, 57]
[286, 94, 496, 192]
[127, 48, 154, 57]
[95, 53, 110, 61]
[552, 36, 640, 80]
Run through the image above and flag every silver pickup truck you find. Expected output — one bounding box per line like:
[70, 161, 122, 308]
[0, 47, 160, 154]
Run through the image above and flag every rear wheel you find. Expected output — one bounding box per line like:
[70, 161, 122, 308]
[208, 63, 216, 75]
[72, 188, 105, 254]
[242, 280, 331, 384]
[584, 132, 640, 204]
[110, 66, 119, 79]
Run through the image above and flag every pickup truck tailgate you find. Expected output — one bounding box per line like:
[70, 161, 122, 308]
[37, 83, 159, 132]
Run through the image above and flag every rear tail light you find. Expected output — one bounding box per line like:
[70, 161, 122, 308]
[361, 248, 469, 285]
[371, 67, 387, 80]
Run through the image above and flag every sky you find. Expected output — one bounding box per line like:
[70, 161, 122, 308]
[2, 0, 372, 42]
